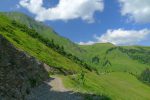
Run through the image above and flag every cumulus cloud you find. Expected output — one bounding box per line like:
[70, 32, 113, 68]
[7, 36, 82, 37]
[19, 0, 104, 22]
[78, 41, 95, 45]
[79, 29, 150, 45]
[119, 0, 150, 23]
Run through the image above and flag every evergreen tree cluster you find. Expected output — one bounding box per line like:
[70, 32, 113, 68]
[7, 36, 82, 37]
[106, 47, 150, 65]
[118, 47, 150, 65]
[103, 59, 111, 67]
[0, 23, 20, 44]
[140, 68, 150, 84]
[92, 56, 99, 64]
[0, 24, 14, 34]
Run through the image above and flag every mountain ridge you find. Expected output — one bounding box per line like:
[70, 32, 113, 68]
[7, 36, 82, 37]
[2, 11, 85, 56]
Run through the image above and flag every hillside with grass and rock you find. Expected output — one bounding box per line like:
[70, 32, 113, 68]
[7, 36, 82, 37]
[0, 12, 150, 100]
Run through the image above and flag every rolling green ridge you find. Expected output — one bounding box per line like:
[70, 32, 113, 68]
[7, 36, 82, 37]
[79, 43, 150, 74]
[0, 12, 150, 100]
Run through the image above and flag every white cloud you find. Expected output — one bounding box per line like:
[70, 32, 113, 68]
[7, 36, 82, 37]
[19, 0, 104, 22]
[78, 41, 95, 45]
[79, 29, 150, 45]
[119, 0, 150, 23]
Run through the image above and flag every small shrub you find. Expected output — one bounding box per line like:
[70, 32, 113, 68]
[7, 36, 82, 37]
[139, 68, 150, 84]
[12, 37, 20, 44]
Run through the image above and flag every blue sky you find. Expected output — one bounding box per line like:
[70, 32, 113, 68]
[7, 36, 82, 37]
[0, 0, 150, 46]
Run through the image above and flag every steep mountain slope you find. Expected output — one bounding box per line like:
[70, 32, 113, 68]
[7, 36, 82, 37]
[2, 12, 150, 74]
[2, 12, 84, 56]
[0, 13, 108, 100]
[0, 34, 49, 99]
[0, 12, 150, 100]
[0, 13, 85, 74]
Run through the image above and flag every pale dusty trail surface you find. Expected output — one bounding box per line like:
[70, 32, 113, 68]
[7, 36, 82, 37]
[26, 76, 84, 100]
[49, 76, 68, 92]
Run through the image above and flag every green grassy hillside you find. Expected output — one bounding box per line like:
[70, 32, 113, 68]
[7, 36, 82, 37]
[63, 72, 150, 100]
[79, 43, 150, 74]
[0, 12, 150, 100]
[2, 12, 150, 74]
[0, 13, 84, 74]
[2, 12, 84, 56]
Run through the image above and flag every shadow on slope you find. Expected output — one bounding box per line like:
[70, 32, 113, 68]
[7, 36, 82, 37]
[0, 34, 50, 99]
[26, 78, 110, 100]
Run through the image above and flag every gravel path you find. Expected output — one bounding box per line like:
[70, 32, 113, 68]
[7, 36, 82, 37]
[49, 76, 68, 92]
[26, 76, 83, 100]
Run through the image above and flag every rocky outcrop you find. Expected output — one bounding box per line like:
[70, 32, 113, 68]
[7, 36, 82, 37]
[0, 35, 49, 100]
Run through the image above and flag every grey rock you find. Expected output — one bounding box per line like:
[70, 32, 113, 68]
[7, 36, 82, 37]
[0, 35, 49, 100]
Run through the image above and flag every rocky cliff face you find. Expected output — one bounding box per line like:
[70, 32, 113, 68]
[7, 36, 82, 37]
[0, 35, 49, 100]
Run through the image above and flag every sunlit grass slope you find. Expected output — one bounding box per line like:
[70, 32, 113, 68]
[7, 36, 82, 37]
[1, 12, 150, 100]
[3, 12, 84, 56]
[63, 72, 150, 100]
[80, 43, 149, 74]
[0, 13, 83, 73]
